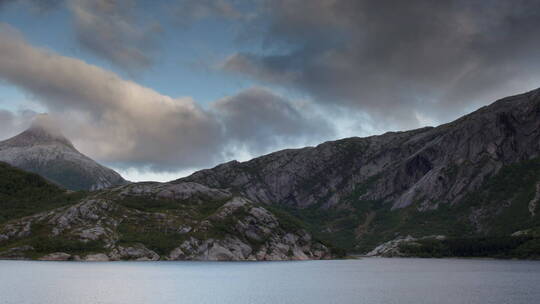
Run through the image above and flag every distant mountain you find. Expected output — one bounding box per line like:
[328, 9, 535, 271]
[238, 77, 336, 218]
[0, 116, 127, 190]
[179, 88, 540, 254]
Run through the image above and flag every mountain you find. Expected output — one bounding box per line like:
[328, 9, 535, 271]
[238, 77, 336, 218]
[1, 88, 540, 260]
[0, 162, 336, 261]
[0, 116, 127, 191]
[177, 88, 540, 254]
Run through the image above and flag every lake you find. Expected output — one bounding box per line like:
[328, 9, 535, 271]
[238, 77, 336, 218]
[0, 258, 539, 304]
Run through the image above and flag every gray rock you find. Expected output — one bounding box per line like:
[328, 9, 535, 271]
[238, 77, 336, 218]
[109, 244, 159, 261]
[180, 88, 540, 214]
[367, 235, 446, 257]
[84, 253, 110, 261]
[39, 252, 72, 261]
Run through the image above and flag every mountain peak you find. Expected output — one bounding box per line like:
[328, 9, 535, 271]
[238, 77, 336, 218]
[2, 114, 75, 149]
[0, 114, 127, 190]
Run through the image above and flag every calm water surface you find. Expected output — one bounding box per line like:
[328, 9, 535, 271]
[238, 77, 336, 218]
[1, 258, 539, 304]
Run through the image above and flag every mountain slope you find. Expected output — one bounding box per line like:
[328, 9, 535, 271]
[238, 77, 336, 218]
[0, 117, 127, 191]
[0, 161, 85, 224]
[178, 88, 540, 252]
[0, 164, 336, 261]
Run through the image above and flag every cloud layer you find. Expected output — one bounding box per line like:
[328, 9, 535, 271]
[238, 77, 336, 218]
[0, 24, 334, 171]
[2, 0, 540, 176]
[224, 0, 540, 129]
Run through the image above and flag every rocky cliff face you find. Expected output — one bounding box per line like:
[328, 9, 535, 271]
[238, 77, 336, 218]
[0, 180, 334, 261]
[0, 119, 127, 191]
[179, 88, 540, 252]
[182, 88, 540, 210]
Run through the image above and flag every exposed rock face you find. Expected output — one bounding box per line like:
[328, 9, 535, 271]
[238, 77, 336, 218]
[109, 245, 160, 261]
[83, 253, 110, 262]
[178, 88, 540, 252]
[182, 88, 540, 210]
[0, 120, 127, 191]
[529, 183, 540, 217]
[366, 235, 446, 257]
[39, 252, 72, 261]
[0, 182, 334, 261]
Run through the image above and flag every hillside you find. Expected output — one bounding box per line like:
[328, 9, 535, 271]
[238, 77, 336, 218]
[0, 162, 85, 224]
[179, 88, 540, 255]
[0, 164, 336, 261]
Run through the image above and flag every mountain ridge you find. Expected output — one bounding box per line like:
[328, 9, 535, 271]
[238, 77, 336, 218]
[177, 87, 540, 251]
[0, 88, 539, 259]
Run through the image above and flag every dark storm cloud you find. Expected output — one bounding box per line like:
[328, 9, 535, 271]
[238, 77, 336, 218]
[0, 25, 334, 171]
[224, 0, 540, 129]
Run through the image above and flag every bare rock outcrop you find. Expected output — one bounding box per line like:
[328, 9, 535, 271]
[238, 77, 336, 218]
[0, 181, 334, 261]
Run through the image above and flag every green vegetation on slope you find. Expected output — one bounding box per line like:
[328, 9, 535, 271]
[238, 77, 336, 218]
[266, 157, 540, 258]
[117, 221, 186, 256]
[398, 236, 540, 259]
[0, 162, 87, 224]
[351, 158, 540, 254]
[459, 157, 540, 235]
[20, 161, 100, 191]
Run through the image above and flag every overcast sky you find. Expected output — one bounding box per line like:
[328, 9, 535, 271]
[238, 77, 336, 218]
[1, 0, 539, 182]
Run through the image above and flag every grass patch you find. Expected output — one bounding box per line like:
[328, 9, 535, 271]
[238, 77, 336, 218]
[117, 221, 186, 255]
[29, 237, 104, 255]
[398, 236, 538, 259]
[0, 162, 88, 224]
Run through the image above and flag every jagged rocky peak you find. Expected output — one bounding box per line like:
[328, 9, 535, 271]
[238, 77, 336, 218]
[3, 114, 74, 149]
[0, 114, 127, 191]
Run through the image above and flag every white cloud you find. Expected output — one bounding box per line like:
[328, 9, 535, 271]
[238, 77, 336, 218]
[0, 24, 335, 173]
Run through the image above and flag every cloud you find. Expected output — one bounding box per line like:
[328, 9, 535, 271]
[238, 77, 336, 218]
[213, 87, 334, 156]
[0, 0, 14, 9]
[0, 24, 334, 171]
[69, 0, 161, 71]
[0, 0, 158, 71]
[224, 0, 540, 129]
[173, 0, 242, 26]
[0, 0, 60, 11]
[0, 109, 36, 139]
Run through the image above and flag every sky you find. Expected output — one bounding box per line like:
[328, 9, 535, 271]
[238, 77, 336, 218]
[0, 0, 539, 182]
